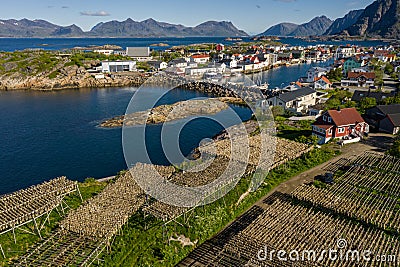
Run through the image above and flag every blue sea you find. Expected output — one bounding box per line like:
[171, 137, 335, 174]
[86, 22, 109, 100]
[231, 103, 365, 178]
[0, 87, 253, 195]
[0, 37, 388, 52]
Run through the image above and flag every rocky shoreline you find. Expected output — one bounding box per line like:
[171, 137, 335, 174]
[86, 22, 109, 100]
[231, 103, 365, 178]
[0, 66, 148, 91]
[99, 97, 244, 128]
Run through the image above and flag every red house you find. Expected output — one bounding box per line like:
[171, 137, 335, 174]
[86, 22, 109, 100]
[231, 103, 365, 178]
[312, 107, 369, 144]
[216, 44, 225, 51]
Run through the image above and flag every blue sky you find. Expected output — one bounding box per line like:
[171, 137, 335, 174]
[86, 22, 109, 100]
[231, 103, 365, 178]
[0, 0, 374, 34]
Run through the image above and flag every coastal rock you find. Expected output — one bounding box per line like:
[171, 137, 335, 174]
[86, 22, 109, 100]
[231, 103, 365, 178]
[100, 98, 230, 128]
[342, 0, 400, 38]
[0, 68, 147, 90]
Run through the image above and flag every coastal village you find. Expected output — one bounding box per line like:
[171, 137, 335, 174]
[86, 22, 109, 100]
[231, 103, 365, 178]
[86, 40, 400, 146]
[1, 0, 400, 264]
[1, 37, 400, 266]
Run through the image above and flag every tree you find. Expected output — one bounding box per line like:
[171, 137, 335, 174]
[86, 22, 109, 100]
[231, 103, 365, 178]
[271, 106, 284, 117]
[326, 68, 343, 82]
[359, 97, 377, 112]
[385, 63, 394, 75]
[388, 139, 400, 157]
[325, 98, 341, 110]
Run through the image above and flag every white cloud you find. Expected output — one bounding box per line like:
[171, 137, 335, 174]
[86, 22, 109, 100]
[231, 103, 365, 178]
[80, 11, 110, 17]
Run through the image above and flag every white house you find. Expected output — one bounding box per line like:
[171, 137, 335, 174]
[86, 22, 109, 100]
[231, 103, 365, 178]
[164, 66, 185, 76]
[101, 61, 137, 73]
[336, 46, 356, 58]
[168, 58, 188, 68]
[306, 67, 328, 83]
[147, 60, 168, 70]
[341, 72, 376, 87]
[314, 76, 332, 90]
[229, 57, 238, 68]
[113, 50, 127, 56]
[126, 47, 152, 61]
[266, 53, 278, 66]
[185, 64, 226, 76]
[337, 46, 356, 58]
[190, 54, 210, 64]
[94, 49, 114, 56]
[267, 87, 318, 113]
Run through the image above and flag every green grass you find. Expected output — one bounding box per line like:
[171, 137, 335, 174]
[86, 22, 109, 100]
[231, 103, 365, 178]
[102, 147, 338, 266]
[48, 70, 60, 79]
[276, 120, 313, 141]
[0, 180, 107, 266]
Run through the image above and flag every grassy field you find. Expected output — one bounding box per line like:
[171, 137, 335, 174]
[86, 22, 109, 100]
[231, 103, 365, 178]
[0, 180, 107, 266]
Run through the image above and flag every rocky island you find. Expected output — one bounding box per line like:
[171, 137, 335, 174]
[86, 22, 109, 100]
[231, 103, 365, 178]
[99, 97, 243, 128]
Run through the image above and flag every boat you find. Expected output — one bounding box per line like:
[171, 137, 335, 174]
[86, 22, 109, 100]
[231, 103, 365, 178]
[258, 83, 269, 90]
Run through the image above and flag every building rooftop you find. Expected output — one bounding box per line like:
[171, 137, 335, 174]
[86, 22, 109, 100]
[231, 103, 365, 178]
[347, 72, 376, 79]
[277, 87, 316, 103]
[351, 90, 394, 102]
[376, 104, 400, 115]
[191, 54, 209, 59]
[315, 76, 332, 84]
[126, 47, 150, 57]
[387, 113, 400, 127]
[328, 108, 365, 126]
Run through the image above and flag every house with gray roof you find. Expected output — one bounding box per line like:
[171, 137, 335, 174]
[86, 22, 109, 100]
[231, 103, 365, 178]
[267, 87, 318, 113]
[168, 58, 188, 68]
[364, 104, 400, 134]
[126, 47, 152, 61]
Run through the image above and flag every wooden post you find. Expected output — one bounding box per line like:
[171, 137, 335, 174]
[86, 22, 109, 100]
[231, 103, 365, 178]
[0, 244, 5, 258]
[12, 225, 16, 244]
[32, 215, 42, 240]
[76, 184, 83, 202]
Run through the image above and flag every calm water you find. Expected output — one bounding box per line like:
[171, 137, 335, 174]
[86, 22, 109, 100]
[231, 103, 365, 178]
[0, 87, 252, 195]
[0, 37, 388, 52]
[248, 60, 333, 88]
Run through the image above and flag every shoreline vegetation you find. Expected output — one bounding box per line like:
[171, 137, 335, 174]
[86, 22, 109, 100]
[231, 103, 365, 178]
[99, 97, 245, 128]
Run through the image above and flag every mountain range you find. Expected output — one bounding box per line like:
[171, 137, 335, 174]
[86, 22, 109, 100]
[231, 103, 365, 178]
[259, 16, 333, 37]
[324, 9, 364, 35]
[0, 18, 247, 37]
[261, 0, 399, 38]
[0, 0, 398, 39]
[342, 0, 400, 39]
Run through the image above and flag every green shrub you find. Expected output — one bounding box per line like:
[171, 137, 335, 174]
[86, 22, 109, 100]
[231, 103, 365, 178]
[48, 70, 60, 79]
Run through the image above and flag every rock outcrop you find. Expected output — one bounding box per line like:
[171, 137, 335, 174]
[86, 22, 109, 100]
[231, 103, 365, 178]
[100, 98, 231, 128]
[342, 0, 400, 38]
[324, 9, 364, 35]
[0, 66, 147, 90]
